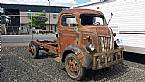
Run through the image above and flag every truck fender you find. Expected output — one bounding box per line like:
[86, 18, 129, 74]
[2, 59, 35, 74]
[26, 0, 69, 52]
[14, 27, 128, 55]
[61, 45, 92, 68]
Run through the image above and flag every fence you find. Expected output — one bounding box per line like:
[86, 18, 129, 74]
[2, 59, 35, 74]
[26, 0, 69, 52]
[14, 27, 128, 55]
[1, 13, 58, 35]
[0, 13, 58, 50]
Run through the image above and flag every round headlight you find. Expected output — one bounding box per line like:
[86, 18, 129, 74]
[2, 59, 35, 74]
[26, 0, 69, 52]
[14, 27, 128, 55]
[86, 43, 96, 52]
[89, 44, 95, 51]
[115, 39, 124, 48]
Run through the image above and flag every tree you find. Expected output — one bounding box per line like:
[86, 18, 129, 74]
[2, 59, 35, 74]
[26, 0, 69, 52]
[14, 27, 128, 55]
[29, 13, 48, 29]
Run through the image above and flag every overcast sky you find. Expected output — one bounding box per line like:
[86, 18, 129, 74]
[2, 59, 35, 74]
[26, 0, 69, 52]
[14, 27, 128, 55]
[0, 0, 100, 7]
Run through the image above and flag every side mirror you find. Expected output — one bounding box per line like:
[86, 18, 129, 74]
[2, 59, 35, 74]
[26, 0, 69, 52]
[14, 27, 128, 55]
[55, 32, 59, 38]
[113, 33, 116, 37]
[111, 12, 113, 16]
[107, 12, 113, 25]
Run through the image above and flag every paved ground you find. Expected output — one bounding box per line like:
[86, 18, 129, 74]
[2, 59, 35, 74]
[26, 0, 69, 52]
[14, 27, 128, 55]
[1, 34, 56, 43]
[1, 46, 145, 82]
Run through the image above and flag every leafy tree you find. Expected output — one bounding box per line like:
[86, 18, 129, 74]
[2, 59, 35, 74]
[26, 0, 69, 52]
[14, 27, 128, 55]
[29, 13, 48, 29]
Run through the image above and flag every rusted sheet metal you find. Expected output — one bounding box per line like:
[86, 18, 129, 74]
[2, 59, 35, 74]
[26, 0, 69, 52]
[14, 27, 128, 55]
[29, 8, 123, 70]
[61, 45, 92, 68]
[43, 44, 58, 53]
[57, 9, 111, 54]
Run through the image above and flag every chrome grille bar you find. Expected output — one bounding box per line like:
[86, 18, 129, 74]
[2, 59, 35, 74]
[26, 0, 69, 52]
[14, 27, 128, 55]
[98, 36, 111, 53]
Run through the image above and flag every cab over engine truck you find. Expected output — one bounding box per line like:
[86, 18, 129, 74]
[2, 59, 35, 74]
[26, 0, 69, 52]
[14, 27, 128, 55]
[29, 8, 123, 80]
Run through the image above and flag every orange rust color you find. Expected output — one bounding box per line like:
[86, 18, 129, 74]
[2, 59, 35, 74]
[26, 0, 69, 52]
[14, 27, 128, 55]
[29, 8, 123, 70]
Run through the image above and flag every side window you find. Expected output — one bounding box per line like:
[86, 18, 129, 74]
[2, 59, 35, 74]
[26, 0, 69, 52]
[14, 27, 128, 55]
[61, 15, 77, 27]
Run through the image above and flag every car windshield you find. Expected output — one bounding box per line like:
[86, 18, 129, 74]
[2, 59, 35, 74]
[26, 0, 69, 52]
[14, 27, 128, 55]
[80, 14, 107, 26]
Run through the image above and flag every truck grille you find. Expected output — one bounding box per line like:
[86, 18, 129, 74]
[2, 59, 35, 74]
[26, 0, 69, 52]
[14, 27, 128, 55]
[98, 35, 112, 53]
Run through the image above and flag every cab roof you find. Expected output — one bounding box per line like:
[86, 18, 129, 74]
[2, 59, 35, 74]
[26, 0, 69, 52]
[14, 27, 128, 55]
[60, 8, 104, 15]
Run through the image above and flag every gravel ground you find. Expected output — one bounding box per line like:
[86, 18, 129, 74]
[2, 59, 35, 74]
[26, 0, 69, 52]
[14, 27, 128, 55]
[1, 46, 145, 82]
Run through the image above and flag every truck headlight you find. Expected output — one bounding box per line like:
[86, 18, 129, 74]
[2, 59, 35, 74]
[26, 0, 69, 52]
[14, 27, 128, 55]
[89, 44, 95, 51]
[114, 39, 124, 49]
[86, 43, 96, 52]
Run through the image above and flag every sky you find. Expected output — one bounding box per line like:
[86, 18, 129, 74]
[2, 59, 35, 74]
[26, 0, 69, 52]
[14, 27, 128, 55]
[0, 0, 97, 7]
[75, 0, 90, 5]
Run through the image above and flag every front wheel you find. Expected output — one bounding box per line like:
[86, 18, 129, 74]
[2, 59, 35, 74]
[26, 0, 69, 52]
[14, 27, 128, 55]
[65, 53, 86, 80]
[29, 42, 40, 59]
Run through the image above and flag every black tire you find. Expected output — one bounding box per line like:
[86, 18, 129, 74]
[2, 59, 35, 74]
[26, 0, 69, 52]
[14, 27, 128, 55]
[65, 53, 86, 80]
[29, 42, 40, 59]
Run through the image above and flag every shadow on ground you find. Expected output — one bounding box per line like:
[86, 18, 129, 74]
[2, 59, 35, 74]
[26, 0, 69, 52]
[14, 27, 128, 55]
[36, 50, 129, 81]
[124, 52, 145, 64]
[36, 50, 57, 59]
[82, 64, 128, 81]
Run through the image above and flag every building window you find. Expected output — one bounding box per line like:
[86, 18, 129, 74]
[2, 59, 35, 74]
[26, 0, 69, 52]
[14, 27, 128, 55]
[53, 14, 57, 19]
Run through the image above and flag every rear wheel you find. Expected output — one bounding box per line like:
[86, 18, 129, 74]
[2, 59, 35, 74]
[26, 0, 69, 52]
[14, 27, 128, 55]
[29, 42, 40, 59]
[65, 53, 86, 80]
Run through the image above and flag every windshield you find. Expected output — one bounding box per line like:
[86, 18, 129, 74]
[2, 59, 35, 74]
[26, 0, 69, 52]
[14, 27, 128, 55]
[80, 14, 107, 26]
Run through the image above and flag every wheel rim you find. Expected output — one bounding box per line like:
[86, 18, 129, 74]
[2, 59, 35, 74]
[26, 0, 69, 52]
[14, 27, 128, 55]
[31, 45, 36, 58]
[66, 57, 80, 78]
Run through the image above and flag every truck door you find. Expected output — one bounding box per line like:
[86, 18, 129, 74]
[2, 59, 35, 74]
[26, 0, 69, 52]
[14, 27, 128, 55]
[58, 14, 79, 52]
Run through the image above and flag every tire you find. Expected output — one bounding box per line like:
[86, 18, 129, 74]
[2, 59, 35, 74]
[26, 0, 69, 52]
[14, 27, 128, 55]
[65, 53, 86, 80]
[29, 42, 40, 59]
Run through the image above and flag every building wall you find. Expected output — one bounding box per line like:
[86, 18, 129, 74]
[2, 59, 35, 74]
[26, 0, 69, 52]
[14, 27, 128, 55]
[20, 12, 59, 25]
[20, 11, 59, 32]
[1, 3, 69, 34]
[74, 0, 145, 54]
[20, 12, 29, 24]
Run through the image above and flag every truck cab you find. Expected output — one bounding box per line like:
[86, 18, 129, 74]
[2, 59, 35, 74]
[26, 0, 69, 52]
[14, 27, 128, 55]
[29, 8, 123, 80]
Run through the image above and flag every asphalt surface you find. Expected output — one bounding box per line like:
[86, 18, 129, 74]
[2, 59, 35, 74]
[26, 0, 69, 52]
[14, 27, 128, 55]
[1, 46, 145, 82]
[1, 34, 56, 43]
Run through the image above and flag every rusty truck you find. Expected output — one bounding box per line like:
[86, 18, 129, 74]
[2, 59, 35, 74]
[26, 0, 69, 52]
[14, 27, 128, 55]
[28, 8, 123, 80]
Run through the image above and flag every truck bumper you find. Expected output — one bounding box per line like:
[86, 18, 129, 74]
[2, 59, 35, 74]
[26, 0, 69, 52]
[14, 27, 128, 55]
[92, 48, 123, 70]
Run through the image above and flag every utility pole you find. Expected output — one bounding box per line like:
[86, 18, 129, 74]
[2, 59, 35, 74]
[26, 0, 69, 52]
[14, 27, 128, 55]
[28, 10, 33, 40]
[48, 0, 51, 32]
[28, 10, 32, 29]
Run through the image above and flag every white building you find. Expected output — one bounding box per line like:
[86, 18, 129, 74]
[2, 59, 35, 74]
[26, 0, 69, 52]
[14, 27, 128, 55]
[73, 0, 145, 54]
